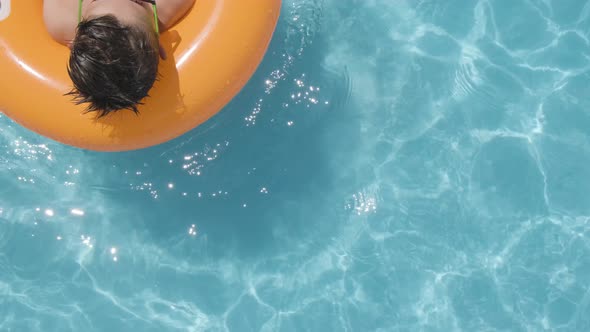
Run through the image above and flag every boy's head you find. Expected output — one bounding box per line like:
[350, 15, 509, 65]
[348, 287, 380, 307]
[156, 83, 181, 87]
[67, 9, 159, 117]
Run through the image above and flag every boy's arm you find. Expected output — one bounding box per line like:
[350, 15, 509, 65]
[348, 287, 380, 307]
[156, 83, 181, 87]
[156, 0, 196, 31]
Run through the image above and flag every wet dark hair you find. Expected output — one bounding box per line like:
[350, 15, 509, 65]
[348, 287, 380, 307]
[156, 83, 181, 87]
[67, 15, 159, 118]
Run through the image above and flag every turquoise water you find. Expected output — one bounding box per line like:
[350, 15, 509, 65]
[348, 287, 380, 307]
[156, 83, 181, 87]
[2, 0, 590, 331]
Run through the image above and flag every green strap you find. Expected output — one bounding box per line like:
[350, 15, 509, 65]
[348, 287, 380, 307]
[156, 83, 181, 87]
[152, 4, 159, 35]
[78, 0, 83, 22]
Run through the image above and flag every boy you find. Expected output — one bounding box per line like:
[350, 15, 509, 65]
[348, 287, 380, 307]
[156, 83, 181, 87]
[43, 0, 194, 117]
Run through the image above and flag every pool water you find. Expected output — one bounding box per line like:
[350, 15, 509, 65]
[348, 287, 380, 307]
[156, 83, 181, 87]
[2, 0, 590, 331]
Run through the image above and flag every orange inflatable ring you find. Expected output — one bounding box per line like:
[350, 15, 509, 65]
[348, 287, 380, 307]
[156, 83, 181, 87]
[0, 0, 281, 151]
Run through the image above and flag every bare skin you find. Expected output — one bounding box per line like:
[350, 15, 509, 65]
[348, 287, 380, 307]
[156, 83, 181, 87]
[43, 0, 195, 59]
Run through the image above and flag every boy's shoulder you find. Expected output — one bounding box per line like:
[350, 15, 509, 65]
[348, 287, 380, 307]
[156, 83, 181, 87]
[156, 0, 196, 30]
[43, 0, 78, 45]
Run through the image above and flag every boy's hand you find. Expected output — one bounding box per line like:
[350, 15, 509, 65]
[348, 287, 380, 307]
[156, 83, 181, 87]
[159, 41, 167, 60]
